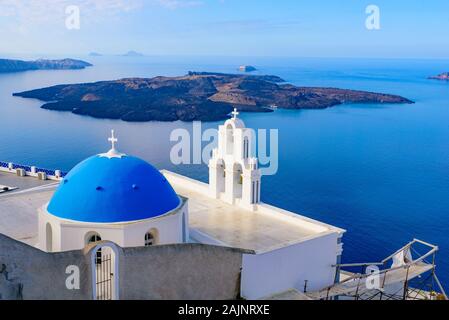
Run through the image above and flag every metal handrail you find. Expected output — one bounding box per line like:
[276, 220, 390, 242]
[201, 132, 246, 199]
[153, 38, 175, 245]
[321, 240, 439, 296]
[332, 262, 384, 268]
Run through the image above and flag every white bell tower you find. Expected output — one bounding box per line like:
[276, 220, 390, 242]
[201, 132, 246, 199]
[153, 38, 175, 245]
[209, 108, 262, 210]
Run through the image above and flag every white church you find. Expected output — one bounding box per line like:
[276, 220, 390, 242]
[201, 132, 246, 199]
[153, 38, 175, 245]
[1, 108, 444, 300]
[33, 109, 345, 299]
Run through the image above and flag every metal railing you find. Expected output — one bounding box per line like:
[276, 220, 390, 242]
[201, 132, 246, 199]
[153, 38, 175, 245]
[0, 160, 67, 178]
[320, 239, 446, 300]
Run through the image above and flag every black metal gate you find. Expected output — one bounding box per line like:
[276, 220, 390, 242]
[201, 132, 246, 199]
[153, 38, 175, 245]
[95, 253, 114, 300]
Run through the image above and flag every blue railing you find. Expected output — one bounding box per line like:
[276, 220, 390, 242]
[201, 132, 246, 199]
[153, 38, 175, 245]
[0, 161, 67, 178]
[13, 164, 32, 171]
[35, 167, 55, 176]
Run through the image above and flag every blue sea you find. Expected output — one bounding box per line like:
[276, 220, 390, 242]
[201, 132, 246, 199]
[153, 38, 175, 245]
[1, 56, 448, 285]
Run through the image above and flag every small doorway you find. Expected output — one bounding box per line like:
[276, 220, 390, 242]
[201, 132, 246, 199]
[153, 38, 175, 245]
[91, 244, 119, 300]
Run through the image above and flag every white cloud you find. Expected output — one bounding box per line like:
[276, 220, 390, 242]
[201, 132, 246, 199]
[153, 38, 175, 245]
[0, 0, 143, 29]
[0, 0, 202, 19]
[0, 0, 204, 32]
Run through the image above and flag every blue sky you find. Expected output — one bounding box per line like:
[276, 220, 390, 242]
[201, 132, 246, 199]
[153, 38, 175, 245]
[1, 0, 449, 58]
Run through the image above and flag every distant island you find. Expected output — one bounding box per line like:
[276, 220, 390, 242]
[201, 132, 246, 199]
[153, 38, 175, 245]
[429, 72, 449, 81]
[239, 65, 257, 72]
[13, 71, 413, 122]
[122, 51, 144, 57]
[0, 58, 92, 73]
[89, 52, 103, 57]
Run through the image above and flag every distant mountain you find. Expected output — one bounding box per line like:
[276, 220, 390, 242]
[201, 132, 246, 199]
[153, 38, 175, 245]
[122, 51, 144, 57]
[0, 58, 92, 73]
[89, 52, 103, 57]
[429, 72, 449, 81]
[13, 72, 414, 122]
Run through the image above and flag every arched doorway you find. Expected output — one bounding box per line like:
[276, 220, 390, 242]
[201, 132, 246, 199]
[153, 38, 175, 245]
[91, 243, 119, 300]
[45, 223, 53, 252]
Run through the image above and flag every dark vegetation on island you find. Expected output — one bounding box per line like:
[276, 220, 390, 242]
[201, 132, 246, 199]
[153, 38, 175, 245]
[0, 58, 92, 73]
[13, 71, 414, 122]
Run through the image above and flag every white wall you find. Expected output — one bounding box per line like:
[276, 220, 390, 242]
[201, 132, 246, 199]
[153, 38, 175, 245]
[241, 232, 339, 299]
[38, 199, 188, 252]
[60, 224, 125, 251]
[38, 208, 62, 252]
[122, 205, 186, 247]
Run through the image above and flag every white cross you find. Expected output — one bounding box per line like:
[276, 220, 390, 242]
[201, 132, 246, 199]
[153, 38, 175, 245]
[231, 107, 239, 119]
[108, 129, 118, 150]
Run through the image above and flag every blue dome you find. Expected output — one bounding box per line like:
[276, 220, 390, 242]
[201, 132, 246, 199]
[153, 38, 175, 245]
[47, 154, 180, 223]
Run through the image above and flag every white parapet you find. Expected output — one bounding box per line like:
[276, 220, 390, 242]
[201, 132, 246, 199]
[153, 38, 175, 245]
[16, 169, 26, 177]
[37, 172, 47, 181]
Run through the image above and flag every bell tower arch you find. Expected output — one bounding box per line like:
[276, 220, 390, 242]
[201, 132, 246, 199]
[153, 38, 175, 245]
[209, 108, 261, 210]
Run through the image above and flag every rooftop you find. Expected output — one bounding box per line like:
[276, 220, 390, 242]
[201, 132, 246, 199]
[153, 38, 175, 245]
[0, 171, 57, 246]
[0, 169, 344, 252]
[162, 170, 344, 254]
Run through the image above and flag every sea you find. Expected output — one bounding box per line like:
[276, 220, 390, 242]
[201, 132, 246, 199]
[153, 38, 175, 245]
[0, 55, 448, 285]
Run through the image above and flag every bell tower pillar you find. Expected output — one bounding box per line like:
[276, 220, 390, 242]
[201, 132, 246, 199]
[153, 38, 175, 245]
[208, 108, 262, 210]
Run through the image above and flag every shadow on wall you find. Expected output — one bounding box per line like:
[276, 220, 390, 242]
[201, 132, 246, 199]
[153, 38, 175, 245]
[0, 233, 247, 300]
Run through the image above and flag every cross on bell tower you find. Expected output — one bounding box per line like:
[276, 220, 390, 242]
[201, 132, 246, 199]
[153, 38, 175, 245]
[108, 129, 118, 151]
[231, 108, 239, 120]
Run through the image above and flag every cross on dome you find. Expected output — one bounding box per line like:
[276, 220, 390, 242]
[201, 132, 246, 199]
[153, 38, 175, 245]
[231, 107, 239, 119]
[100, 129, 125, 159]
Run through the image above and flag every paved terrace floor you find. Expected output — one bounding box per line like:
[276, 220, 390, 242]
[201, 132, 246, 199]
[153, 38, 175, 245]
[0, 172, 57, 246]
[171, 184, 324, 253]
[0, 170, 331, 252]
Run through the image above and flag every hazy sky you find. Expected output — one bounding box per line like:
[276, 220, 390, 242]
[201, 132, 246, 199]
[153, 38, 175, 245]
[1, 0, 448, 58]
